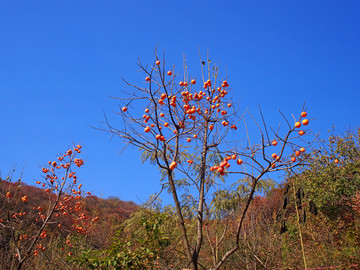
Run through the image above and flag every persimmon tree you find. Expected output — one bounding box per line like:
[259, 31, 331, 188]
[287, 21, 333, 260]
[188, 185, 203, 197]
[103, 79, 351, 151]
[106, 51, 314, 270]
[0, 145, 96, 270]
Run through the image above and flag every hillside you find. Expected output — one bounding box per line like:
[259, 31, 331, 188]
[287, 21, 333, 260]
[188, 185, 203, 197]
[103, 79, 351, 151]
[0, 179, 137, 269]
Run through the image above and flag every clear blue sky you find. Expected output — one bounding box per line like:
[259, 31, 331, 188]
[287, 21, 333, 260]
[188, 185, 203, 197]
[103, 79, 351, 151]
[1, 1, 359, 203]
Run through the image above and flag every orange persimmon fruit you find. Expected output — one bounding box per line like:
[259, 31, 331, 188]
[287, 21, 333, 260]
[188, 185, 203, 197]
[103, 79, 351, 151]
[302, 119, 309, 125]
[169, 161, 177, 170]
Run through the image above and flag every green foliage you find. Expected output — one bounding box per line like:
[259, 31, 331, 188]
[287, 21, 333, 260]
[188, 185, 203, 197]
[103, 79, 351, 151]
[74, 209, 171, 270]
[279, 128, 360, 268]
[297, 128, 360, 219]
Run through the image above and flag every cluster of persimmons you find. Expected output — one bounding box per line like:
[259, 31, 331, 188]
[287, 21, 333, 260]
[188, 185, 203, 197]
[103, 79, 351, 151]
[120, 59, 312, 175]
[120, 60, 240, 172]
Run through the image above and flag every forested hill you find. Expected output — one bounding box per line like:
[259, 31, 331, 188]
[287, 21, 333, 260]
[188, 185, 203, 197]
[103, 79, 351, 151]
[0, 180, 137, 222]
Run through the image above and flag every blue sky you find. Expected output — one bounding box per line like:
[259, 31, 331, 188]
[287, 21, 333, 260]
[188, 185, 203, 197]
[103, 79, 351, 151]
[1, 1, 359, 204]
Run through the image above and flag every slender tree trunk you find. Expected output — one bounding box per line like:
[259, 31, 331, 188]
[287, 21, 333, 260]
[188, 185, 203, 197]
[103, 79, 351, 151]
[167, 172, 195, 269]
[193, 120, 209, 267]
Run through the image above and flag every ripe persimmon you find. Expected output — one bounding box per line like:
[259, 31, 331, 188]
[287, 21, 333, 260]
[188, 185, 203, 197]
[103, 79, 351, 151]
[295, 122, 301, 128]
[155, 60, 160, 66]
[164, 122, 169, 127]
[209, 124, 214, 130]
[187, 138, 192, 143]
[191, 79, 196, 84]
[220, 161, 227, 167]
[272, 140, 278, 146]
[299, 130, 305, 136]
[301, 112, 307, 118]
[302, 119, 309, 125]
[272, 153, 278, 159]
[169, 161, 177, 170]
[193, 134, 197, 138]
[300, 147, 305, 152]
[334, 159, 339, 164]
[167, 71, 172, 76]
[291, 157, 296, 162]
[145, 76, 150, 81]
[237, 159, 243, 165]
[145, 108, 149, 113]
[122, 107, 127, 112]
[295, 151, 300, 156]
